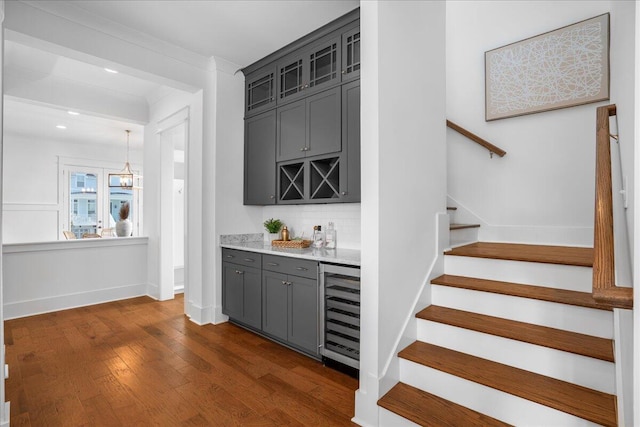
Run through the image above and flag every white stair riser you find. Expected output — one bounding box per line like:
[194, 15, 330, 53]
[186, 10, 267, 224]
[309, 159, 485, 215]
[378, 407, 421, 427]
[449, 227, 479, 248]
[399, 359, 602, 427]
[444, 255, 593, 292]
[416, 320, 615, 394]
[431, 285, 614, 339]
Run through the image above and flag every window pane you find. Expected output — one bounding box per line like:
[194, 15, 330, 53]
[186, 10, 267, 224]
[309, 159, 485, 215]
[110, 187, 133, 228]
[70, 172, 98, 238]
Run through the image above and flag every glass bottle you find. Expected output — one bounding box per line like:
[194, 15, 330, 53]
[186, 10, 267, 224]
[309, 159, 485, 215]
[325, 222, 336, 249]
[313, 225, 324, 248]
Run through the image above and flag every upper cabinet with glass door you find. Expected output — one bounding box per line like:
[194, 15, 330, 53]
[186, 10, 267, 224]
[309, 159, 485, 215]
[245, 64, 276, 117]
[276, 32, 341, 105]
[341, 24, 360, 82]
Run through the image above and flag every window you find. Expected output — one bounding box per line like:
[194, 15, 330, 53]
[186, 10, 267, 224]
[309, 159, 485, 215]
[64, 165, 140, 238]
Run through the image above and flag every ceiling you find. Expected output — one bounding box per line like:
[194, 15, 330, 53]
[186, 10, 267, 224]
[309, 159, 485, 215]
[5, 0, 359, 148]
[65, 0, 360, 67]
[4, 98, 145, 148]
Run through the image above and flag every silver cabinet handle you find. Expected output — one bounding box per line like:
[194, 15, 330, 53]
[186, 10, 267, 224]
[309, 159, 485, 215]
[226, 255, 234, 258]
[267, 262, 279, 266]
[295, 267, 308, 271]
[281, 280, 287, 285]
[287, 281, 292, 286]
[243, 258, 255, 262]
[341, 192, 347, 195]
[300, 147, 305, 151]
[270, 195, 275, 199]
[341, 70, 346, 74]
[235, 270, 244, 275]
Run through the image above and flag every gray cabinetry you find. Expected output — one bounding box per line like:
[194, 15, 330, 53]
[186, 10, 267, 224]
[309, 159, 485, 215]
[277, 86, 341, 162]
[262, 255, 319, 356]
[242, 11, 360, 206]
[276, 34, 341, 104]
[244, 110, 276, 205]
[341, 80, 361, 202]
[222, 249, 262, 330]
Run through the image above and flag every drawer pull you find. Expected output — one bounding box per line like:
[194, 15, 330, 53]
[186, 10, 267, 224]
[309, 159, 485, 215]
[281, 280, 287, 285]
[225, 255, 234, 258]
[243, 258, 255, 262]
[267, 262, 279, 266]
[295, 267, 308, 271]
[236, 270, 244, 275]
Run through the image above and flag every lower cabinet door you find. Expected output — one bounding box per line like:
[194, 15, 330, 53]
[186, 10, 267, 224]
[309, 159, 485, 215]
[222, 262, 244, 320]
[288, 276, 319, 355]
[241, 267, 262, 330]
[262, 271, 289, 341]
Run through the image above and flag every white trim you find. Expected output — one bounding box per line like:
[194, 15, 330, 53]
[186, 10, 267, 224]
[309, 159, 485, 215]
[187, 302, 213, 325]
[3, 236, 148, 253]
[2, 203, 58, 211]
[4, 282, 147, 320]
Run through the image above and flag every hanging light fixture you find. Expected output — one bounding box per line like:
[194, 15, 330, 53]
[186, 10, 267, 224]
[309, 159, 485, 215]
[109, 130, 142, 189]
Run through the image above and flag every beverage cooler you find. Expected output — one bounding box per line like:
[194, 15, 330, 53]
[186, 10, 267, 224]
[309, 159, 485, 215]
[319, 263, 361, 370]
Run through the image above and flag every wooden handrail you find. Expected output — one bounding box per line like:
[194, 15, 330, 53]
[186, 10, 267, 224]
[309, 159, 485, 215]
[593, 104, 633, 309]
[446, 120, 507, 158]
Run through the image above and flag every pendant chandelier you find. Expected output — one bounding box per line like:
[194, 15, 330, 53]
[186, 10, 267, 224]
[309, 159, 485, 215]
[109, 130, 142, 190]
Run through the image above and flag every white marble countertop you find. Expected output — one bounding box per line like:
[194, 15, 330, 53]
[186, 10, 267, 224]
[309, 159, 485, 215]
[220, 240, 360, 267]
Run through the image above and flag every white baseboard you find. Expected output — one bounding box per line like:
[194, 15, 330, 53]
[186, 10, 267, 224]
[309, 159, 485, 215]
[4, 283, 147, 319]
[0, 401, 9, 427]
[212, 304, 228, 325]
[186, 301, 213, 325]
[173, 284, 185, 294]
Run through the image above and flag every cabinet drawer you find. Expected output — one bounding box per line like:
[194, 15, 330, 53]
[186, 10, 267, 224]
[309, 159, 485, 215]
[263, 254, 317, 279]
[222, 248, 262, 269]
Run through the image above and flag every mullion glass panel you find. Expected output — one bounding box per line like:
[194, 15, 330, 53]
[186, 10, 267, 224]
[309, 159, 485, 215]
[309, 43, 337, 87]
[248, 74, 274, 111]
[280, 60, 303, 99]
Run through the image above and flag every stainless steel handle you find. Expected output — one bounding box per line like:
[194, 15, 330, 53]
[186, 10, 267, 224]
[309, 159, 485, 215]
[304, 84, 309, 88]
[236, 270, 244, 275]
[341, 70, 346, 74]
[226, 255, 234, 258]
[243, 258, 255, 262]
[287, 281, 292, 286]
[295, 267, 308, 271]
[267, 262, 279, 266]
[281, 280, 287, 285]
[300, 147, 305, 151]
[270, 195, 275, 199]
[341, 192, 347, 195]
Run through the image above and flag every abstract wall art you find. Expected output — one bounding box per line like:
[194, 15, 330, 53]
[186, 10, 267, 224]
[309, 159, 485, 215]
[485, 13, 609, 121]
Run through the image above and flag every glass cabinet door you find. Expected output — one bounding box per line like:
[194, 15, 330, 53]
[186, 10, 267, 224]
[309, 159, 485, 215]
[342, 26, 360, 81]
[246, 66, 275, 115]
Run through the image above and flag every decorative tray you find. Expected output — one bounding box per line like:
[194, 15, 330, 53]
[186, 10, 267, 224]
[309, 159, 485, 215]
[271, 239, 312, 248]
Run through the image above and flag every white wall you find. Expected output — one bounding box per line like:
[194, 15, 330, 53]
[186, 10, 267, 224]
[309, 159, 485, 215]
[2, 132, 142, 243]
[261, 203, 361, 249]
[447, 1, 635, 246]
[355, 2, 447, 426]
[212, 58, 263, 323]
[3, 238, 148, 319]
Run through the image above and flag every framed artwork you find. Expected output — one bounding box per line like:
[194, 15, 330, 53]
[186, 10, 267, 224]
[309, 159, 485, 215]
[485, 13, 610, 121]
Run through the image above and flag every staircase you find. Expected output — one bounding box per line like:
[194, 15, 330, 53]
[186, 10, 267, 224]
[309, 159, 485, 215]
[378, 241, 619, 426]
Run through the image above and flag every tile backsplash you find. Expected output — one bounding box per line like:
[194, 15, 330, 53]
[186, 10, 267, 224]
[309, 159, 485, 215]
[262, 203, 361, 249]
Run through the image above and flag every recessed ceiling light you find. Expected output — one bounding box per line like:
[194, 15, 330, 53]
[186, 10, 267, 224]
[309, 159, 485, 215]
[104, 68, 118, 74]
[67, 111, 80, 116]
[56, 125, 67, 129]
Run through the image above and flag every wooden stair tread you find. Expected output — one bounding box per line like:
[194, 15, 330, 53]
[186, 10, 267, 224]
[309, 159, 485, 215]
[417, 305, 613, 362]
[445, 242, 593, 267]
[450, 223, 480, 230]
[399, 342, 617, 427]
[378, 382, 512, 427]
[432, 274, 615, 311]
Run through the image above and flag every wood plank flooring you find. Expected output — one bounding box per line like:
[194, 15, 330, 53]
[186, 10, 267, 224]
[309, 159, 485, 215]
[5, 295, 358, 426]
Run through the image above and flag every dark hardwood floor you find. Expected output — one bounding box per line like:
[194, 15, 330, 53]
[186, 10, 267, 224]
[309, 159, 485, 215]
[5, 295, 358, 426]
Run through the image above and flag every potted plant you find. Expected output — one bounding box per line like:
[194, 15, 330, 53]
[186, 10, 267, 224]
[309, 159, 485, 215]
[116, 202, 133, 237]
[263, 218, 283, 242]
